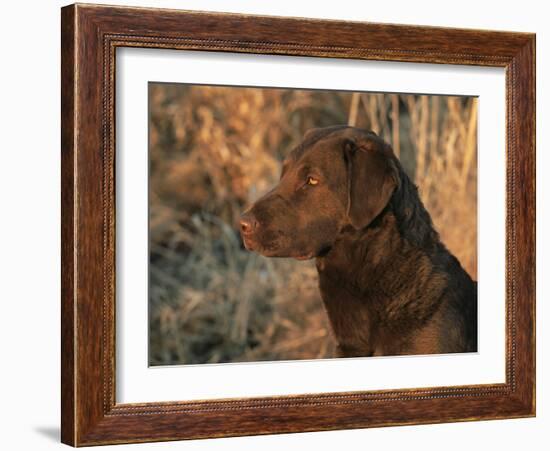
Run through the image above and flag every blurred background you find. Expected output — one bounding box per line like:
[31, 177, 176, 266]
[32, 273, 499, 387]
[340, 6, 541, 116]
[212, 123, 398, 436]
[148, 83, 477, 366]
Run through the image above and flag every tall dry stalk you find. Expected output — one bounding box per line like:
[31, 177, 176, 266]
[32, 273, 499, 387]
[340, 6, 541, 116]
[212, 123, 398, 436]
[391, 94, 400, 158]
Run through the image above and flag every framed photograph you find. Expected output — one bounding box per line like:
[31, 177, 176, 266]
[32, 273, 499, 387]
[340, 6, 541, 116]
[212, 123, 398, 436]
[61, 3, 536, 446]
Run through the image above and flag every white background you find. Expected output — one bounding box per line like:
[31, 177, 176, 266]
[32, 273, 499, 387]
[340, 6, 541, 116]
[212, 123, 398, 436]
[117, 49, 506, 403]
[0, 0, 546, 450]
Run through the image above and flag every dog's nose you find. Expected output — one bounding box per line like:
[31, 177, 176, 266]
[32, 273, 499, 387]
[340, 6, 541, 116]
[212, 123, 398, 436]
[240, 212, 258, 235]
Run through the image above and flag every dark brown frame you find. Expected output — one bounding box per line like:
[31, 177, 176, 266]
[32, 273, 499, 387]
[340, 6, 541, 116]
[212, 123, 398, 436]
[61, 3, 536, 446]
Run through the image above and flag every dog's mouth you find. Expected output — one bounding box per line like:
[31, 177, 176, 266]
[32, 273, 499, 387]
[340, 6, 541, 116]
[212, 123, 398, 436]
[242, 232, 331, 262]
[242, 236, 315, 261]
[241, 235, 281, 257]
[241, 234, 256, 251]
[243, 240, 319, 262]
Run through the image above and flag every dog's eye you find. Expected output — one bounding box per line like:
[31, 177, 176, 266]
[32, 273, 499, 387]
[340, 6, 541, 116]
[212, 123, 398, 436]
[306, 176, 319, 186]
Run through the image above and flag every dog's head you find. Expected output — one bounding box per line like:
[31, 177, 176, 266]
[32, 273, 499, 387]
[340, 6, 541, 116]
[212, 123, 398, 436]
[240, 126, 399, 260]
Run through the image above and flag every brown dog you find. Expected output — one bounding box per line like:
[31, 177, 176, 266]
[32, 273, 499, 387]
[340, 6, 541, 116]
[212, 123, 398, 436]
[240, 126, 477, 357]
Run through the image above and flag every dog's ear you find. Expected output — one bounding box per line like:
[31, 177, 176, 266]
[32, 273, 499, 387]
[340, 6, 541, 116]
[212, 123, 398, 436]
[344, 137, 398, 229]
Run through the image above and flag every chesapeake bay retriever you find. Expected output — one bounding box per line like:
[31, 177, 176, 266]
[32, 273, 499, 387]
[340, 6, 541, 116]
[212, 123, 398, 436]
[240, 126, 477, 357]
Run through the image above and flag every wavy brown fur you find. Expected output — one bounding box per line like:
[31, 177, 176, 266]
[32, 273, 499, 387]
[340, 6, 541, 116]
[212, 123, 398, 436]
[317, 157, 477, 356]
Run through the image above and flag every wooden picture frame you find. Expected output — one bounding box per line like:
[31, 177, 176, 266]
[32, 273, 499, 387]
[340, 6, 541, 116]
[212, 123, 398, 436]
[61, 3, 535, 446]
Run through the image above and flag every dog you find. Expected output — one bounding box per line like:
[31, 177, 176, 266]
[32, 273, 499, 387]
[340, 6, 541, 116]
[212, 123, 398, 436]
[240, 125, 477, 357]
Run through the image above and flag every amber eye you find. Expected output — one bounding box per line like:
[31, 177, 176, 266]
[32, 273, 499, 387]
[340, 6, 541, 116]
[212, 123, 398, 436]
[306, 176, 319, 186]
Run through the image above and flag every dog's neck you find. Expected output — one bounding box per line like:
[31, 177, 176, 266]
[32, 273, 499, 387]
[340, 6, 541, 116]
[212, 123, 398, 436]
[316, 210, 415, 288]
[315, 169, 453, 334]
[317, 166, 444, 282]
[310, 158, 477, 357]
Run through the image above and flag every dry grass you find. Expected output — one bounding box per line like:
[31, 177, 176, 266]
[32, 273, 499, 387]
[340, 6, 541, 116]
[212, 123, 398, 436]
[148, 83, 477, 365]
